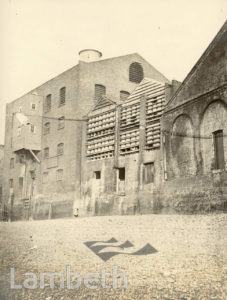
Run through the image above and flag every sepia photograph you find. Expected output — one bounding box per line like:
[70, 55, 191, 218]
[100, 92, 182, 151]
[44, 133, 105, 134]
[0, 0, 227, 299]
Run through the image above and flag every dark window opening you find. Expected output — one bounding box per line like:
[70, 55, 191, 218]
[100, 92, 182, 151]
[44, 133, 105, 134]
[10, 158, 14, 169]
[59, 87, 66, 106]
[118, 168, 125, 181]
[95, 84, 106, 100]
[213, 130, 225, 170]
[120, 90, 130, 101]
[31, 103, 37, 110]
[94, 171, 101, 179]
[45, 94, 52, 112]
[129, 62, 144, 83]
[143, 162, 154, 184]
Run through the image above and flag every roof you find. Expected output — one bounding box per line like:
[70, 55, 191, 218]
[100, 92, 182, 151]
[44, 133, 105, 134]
[165, 20, 227, 109]
[125, 77, 165, 105]
[91, 96, 116, 112]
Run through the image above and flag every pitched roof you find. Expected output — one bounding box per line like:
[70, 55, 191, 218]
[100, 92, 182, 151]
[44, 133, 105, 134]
[165, 20, 227, 110]
[92, 95, 116, 111]
[125, 77, 165, 105]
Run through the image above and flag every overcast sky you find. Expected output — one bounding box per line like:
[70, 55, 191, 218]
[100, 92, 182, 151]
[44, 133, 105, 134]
[0, 0, 226, 144]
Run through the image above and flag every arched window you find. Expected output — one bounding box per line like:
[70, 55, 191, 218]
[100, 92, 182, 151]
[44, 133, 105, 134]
[94, 84, 106, 100]
[129, 62, 144, 83]
[43, 147, 49, 159]
[120, 90, 130, 101]
[57, 143, 64, 156]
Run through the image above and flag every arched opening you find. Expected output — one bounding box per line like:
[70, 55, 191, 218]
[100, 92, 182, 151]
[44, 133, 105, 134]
[170, 114, 196, 178]
[129, 62, 144, 83]
[200, 100, 227, 173]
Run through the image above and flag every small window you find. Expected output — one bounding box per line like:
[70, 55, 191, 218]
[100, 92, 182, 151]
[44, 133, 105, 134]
[18, 106, 22, 113]
[44, 122, 50, 135]
[9, 179, 13, 188]
[213, 130, 225, 170]
[31, 103, 37, 110]
[30, 124, 36, 133]
[95, 84, 106, 100]
[120, 91, 130, 101]
[59, 87, 66, 106]
[118, 168, 125, 181]
[57, 143, 64, 156]
[43, 172, 48, 184]
[43, 147, 49, 159]
[45, 94, 52, 112]
[117, 168, 125, 194]
[10, 158, 15, 169]
[143, 162, 154, 184]
[129, 62, 144, 83]
[94, 171, 101, 179]
[56, 169, 63, 181]
[58, 117, 65, 130]
[17, 126, 22, 137]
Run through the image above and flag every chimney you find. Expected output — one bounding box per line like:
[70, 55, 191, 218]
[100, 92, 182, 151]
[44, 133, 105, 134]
[78, 49, 102, 63]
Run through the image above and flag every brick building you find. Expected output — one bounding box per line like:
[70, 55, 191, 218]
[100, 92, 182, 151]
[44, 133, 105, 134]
[2, 21, 227, 220]
[160, 21, 227, 212]
[2, 50, 169, 220]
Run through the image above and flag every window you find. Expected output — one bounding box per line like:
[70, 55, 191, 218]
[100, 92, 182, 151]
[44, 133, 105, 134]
[117, 168, 125, 194]
[9, 179, 13, 188]
[120, 91, 130, 101]
[58, 117, 65, 130]
[31, 103, 37, 110]
[213, 130, 225, 170]
[94, 171, 101, 179]
[43, 172, 48, 184]
[129, 62, 144, 83]
[45, 94, 52, 112]
[59, 87, 66, 106]
[17, 126, 22, 136]
[95, 84, 106, 100]
[143, 162, 154, 184]
[57, 143, 64, 156]
[10, 158, 15, 169]
[56, 169, 63, 181]
[43, 147, 49, 159]
[118, 168, 125, 180]
[30, 124, 36, 133]
[44, 122, 50, 134]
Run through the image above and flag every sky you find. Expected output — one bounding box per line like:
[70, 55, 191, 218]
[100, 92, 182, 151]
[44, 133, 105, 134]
[0, 0, 226, 144]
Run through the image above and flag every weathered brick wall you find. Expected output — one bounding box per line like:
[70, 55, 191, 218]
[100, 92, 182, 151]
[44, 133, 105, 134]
[161, 23, 227, 212]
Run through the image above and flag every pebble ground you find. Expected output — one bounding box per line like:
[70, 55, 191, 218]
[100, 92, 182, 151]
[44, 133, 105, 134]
[0, 214, 227, 299]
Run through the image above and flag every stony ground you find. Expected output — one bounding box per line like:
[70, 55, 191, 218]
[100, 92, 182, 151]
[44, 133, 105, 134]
[0, 214, 227, 300]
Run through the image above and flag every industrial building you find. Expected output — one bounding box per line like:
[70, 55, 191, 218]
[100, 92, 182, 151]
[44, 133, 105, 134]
[2, 21, 227, 220]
